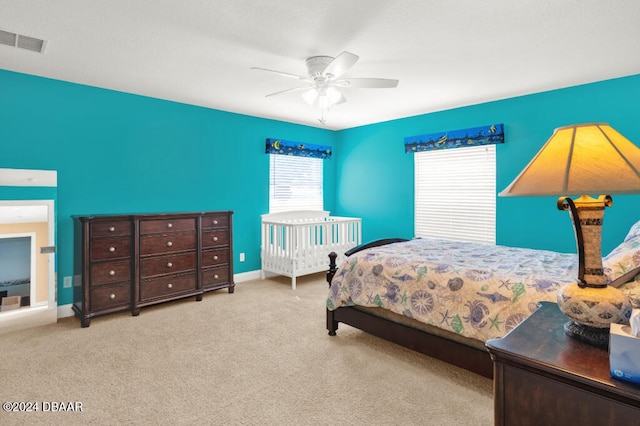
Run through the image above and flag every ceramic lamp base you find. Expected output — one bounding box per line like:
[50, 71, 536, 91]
[557, 282, 632, 347]
[563, 321, 610, 348]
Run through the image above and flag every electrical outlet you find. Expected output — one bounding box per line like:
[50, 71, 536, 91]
[63, 276, 72, 288]
[239, 252, 245, 262]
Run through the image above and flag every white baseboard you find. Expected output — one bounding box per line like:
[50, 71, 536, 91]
[234, 269, 262, 283]
[57, 303, 75, 318]
[0, 306, 57, 334]
[56, 270, 264, 318]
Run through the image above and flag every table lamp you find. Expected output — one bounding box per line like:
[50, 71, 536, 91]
[500, 123, 639, 347]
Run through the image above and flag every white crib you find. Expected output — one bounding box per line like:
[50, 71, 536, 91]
[261, 211, 362, 289]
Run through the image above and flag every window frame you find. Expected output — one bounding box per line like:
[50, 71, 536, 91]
[414, 144, 496, 244]
[269, 154, 324, 213]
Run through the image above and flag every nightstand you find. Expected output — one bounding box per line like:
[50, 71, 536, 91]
[486, 301, 640, 426]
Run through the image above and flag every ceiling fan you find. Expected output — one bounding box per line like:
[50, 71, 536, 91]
[252, 51, 398, 123]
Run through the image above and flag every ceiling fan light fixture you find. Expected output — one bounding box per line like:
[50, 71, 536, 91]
[303, 86, 342, 109]
[317, 92, 332, 110]
[302, 88, 318, 105]
[325, 87, 342, 105]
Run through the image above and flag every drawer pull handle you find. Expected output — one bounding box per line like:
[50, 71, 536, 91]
[213, 220, 218, 225]
[213, 255, 219, 260]
[166, 241, 173, 247]
[167, 223, 173, 228]
[109, 226, 115, 232]
[213, 236, 218, 242]
[110, 293, 116, 299]
[109, 270, 115, 276]
[167, 283, 173, 289]
[109, 246, 116, 252]
[167, 262, 173, 268]
[214, 274, 219, 279]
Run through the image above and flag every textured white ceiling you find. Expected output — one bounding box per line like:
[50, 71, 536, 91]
[1, 0, 640, 130]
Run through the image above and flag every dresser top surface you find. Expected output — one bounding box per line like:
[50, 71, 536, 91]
[73, 211, 233, 221]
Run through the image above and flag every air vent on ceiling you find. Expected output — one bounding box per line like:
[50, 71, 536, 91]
[0, 29, 46, 53]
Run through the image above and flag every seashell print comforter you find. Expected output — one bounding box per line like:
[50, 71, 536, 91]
[326, 238, 602, 342]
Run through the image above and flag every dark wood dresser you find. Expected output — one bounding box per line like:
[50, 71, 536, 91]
[72, 211, 234, 327]
[486, 301, 640, 425]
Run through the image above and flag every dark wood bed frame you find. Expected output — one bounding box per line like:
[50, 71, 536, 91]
[326, 238, 494, 379]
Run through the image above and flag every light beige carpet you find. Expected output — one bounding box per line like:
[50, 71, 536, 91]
[0, 273, 492, 425]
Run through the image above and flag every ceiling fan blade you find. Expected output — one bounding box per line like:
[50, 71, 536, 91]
[251, 67, 308, 80]
[265, 85, 312, 98]
[344, 78, 399, 88]
[323, 51, 359, 79]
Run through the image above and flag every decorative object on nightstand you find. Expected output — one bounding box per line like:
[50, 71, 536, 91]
[500, 123, 640, 347]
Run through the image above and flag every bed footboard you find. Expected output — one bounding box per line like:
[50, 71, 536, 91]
[325, 236, 493, 378]
[326, 238, 410, 335]
[344, 237, 410, 257]
[327, 308, 338, 336]
[326, 238, 409, 285]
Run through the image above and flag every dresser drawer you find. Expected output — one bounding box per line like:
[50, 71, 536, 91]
[91, 283, 131, 312]
[140, 231, 196, 255]
[140, 252, 196, 278]
[91, 260, 132, 286]
[202, 213, 229, 229]
[91, 237, 132, 261]
[140, 218, 196, 235]
[90, 220, 132, 237]
[140, 273, 197, 301]
[202, 248, 229, 267]
[202, 266, 230, 287]
[201, 230, 229, 248]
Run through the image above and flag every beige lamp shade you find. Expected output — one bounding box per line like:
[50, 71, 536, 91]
[500, 123, 640, 196]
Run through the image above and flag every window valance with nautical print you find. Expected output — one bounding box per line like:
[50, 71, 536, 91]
[266, 138, 332, 159]
[404, 123, 504, 153]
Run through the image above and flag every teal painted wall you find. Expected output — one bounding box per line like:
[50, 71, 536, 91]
[0, 186, 56, 201]
[3, 67, 640, 308]
[333, 74, 640, 256]
[0, 69, 337, 305]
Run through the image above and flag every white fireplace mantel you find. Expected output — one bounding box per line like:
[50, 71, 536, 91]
[0, 168, 57, 334]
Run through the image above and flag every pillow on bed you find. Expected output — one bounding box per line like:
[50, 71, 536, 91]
[619, 275, 640, 308]
[624, 220, 640, 242]
[604, 227, 640, 288]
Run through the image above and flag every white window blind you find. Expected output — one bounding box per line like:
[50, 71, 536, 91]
[269, 154, 323, 213]
[414, 145, 496, 243]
